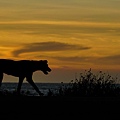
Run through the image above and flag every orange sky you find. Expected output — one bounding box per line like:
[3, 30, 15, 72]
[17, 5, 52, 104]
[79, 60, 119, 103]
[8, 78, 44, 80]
[0, 0, 120, 82]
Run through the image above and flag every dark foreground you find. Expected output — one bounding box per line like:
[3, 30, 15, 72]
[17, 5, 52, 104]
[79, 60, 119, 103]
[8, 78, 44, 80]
[0, 96, 120, 120]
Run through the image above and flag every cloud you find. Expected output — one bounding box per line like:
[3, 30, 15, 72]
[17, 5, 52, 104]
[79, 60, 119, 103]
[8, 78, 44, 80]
[49, 54, 120, 65]
[12, 41, 91, 57]
[1, 21, 120, 28]
[51, 56, 91, 62]
[98, 54, 120, 65]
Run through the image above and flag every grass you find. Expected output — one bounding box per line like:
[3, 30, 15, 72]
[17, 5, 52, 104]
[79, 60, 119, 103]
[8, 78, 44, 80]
[0, 69, 120, 97]
[0, 69, 120, 120]
[54, 69, 120, 97]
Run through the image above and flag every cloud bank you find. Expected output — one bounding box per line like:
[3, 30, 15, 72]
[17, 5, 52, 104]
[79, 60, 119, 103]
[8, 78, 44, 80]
[12, 41, 91, 57]
[49, 54, 120, 65]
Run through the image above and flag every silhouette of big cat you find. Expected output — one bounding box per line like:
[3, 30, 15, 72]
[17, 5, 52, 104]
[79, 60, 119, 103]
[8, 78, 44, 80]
[0, 59, 51, 96]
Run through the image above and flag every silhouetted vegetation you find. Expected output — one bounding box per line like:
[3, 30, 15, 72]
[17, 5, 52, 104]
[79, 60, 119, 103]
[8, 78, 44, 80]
[55, 69, 120, 97]
[0, 69, 120, 97]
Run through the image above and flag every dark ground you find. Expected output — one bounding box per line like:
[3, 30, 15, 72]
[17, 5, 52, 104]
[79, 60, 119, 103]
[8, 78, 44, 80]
[0, 96, 120, 120]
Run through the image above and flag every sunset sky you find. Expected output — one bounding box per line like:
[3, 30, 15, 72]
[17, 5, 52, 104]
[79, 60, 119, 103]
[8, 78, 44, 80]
[0, 0, 120, 83]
